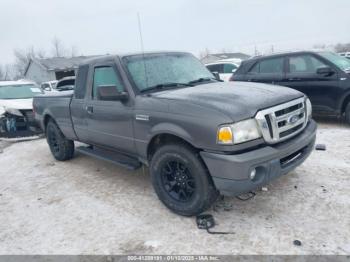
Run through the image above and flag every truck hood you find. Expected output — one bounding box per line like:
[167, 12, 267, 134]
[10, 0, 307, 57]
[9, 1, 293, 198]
[151, 81, 304, 121]
[0, 98, 33, 110]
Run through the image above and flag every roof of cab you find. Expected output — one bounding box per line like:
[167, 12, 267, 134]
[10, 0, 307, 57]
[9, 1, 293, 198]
[81, 51, 191, 65]
[246, 50, 327, 62]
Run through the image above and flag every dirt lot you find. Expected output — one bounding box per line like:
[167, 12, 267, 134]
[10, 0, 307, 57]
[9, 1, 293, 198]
[0, 119, 349, 255]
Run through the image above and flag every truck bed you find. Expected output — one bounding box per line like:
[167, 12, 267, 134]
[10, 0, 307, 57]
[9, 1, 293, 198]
[33, 91, 76, 139]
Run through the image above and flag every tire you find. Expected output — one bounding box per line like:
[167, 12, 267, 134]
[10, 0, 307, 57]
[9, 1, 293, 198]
[345, 102, 350, 125]
[150, 143, 218, 216]
[46, 120, 75, 161]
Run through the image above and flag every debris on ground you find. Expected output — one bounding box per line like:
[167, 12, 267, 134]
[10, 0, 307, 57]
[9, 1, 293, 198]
[236, 191, 256, 201]
[196, 214, 235, 235]
[293, 240, 302, 246]
[213, 196, 233, 212]
[315, 144, 327, 151]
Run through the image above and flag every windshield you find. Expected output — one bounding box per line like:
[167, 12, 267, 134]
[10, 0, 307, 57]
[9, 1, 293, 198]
[123, 53, 215, 92]
[317, 51, 350, 71]
[0, 84, 43, 99]
[56, 79, 75, 91]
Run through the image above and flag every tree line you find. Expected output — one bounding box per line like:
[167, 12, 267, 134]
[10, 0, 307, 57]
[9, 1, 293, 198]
[0, 37, 79, 81]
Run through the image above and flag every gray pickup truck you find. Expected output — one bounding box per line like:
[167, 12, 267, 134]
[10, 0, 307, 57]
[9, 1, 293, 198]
[33, 51, 317, 216]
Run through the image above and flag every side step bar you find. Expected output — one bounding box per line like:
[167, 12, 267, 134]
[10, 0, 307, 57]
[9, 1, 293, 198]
[76, 146, 142, 170]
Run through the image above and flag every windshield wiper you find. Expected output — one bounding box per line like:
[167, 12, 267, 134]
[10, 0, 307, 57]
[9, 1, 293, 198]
[187, 77, 219, 85]
[140, 82, 193, 93]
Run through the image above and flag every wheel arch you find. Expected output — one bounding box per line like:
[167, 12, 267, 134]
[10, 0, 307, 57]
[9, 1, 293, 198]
[43, 114, 55, 131]
[147, 132, 198, 162]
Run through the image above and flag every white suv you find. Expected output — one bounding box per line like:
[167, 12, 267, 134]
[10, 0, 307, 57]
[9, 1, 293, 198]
[205, 59, 241, 82]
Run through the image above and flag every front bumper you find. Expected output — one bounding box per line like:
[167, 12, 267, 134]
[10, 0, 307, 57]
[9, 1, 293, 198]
[200, 120, 317, 196]
[0, 111, 42, 138]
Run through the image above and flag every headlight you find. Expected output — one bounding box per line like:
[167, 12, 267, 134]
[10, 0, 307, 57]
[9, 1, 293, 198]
[5, 108, 23, 117]
[305, 98, 312, 121]
[217, 119, 262, 145]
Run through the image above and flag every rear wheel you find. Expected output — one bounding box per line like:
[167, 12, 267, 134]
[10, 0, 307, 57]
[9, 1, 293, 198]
[150, 143, 218, 216]
[345, 102, 350, 125]
[46, 120, 74, 161]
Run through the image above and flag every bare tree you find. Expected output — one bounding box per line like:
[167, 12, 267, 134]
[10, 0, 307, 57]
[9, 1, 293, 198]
[4, 64, 15, 80]
[12, 46, 47, 79]
[0, 65, 4, 80]
[13, 48, 35, 79]
[334, 43, 350, 53]
[313, 43, 326, 50]
[8, 38, 79, 79]
[36, 48, 46, 59]
[70, 45, 79, 57]
[0, 64, 15, 81]
[51, 37, 68, 57]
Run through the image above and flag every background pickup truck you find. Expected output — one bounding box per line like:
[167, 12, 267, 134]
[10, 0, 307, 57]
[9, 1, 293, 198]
[33, 51, 317, 216]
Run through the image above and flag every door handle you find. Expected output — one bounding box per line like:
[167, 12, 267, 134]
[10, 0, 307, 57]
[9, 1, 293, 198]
[287, 78, 302, 81]
[85, 106, 93, 114]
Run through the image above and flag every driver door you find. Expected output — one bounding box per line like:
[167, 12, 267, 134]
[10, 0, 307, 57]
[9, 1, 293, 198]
[85, 63, 135, 154]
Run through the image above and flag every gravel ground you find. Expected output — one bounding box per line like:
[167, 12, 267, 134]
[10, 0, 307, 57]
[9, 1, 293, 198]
[0, 119, 349, 255]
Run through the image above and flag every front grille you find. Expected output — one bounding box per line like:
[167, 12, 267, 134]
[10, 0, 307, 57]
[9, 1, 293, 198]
[255, 97, 307, 144]
[280, 146, 307, 167]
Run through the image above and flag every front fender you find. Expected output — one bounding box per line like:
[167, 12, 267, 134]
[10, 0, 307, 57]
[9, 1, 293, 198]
[148, 122, 195, 146]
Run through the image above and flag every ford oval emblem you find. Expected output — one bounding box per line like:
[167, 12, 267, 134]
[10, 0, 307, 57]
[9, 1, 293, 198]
[288, 115, 299, 124]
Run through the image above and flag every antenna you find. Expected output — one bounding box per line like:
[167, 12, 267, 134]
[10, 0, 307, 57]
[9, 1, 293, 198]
[137, 12, 148, 88]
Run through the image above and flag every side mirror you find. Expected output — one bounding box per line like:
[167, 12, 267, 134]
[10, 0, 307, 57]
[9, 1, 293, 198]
[232, 69, 237, 73]
[212, 72, 221, 81]
[317, 67, 334, 76]
[97, 85, 128, 101]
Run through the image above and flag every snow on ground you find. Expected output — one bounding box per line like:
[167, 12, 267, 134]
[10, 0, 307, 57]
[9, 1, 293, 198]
[0, 118, 349, 255]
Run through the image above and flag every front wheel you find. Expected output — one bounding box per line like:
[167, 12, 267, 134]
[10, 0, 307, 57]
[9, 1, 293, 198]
[46, 120, 75, 161]
[150, 143, 218, 216]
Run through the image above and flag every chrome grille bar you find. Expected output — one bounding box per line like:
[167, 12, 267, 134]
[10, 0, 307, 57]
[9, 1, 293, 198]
[255, 97, 307, 144]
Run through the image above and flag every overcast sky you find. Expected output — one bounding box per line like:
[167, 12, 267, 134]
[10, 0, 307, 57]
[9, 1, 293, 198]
[1, 0, 350, 64]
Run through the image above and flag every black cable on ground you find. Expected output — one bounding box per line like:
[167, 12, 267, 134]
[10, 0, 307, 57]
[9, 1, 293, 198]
[235, 191, 256, 201]
[196, 214, 235, 235]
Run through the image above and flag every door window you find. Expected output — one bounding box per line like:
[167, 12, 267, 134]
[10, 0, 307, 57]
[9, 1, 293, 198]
[92, 66, 124, 99]
[223, 63, 237, 73]
[289, 55, 327, 73]
[249, 57, 284, 74]
[206, 64, 224, 73]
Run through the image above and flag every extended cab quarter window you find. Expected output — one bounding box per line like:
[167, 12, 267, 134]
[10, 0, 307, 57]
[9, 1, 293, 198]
[249, 57, 284, 74]
[75, 64, 89, 99]
[92, 66, 124, 99]
[289, 55, 327, 73]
